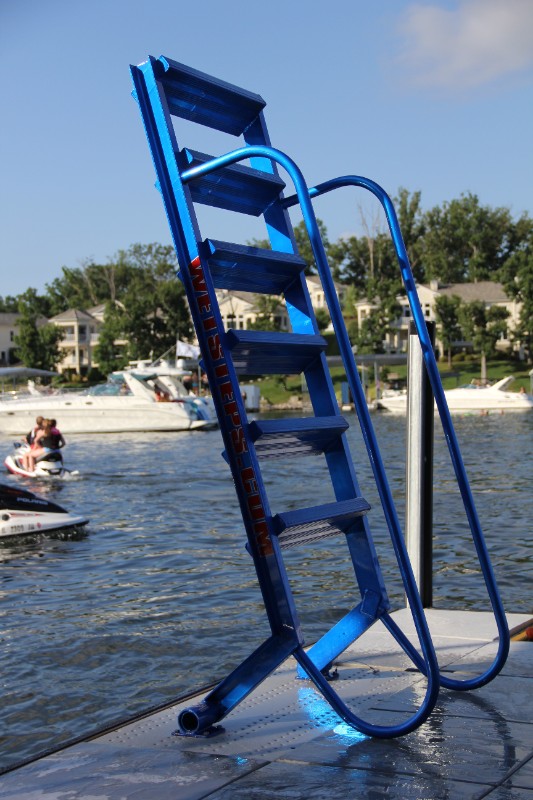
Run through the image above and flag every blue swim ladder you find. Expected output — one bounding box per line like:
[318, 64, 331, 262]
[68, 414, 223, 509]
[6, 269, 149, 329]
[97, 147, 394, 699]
[130, 56, 509, 738]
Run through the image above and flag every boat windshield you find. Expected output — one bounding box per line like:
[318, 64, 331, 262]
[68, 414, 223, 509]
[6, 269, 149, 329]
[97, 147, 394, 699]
[458, 382, 491, 390]
[85, 377, 132, 396]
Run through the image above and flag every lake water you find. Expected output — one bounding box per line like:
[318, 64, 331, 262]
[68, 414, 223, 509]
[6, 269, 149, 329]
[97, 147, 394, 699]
[0, 410, 531, 771]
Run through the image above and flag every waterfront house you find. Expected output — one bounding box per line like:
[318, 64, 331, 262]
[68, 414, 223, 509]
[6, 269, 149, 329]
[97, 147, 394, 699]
[48, 308, 101, 375]
[0, 313, 19, 366]
[216, 290, 290, 331]
[215, 275, 345, 334]
[354, 280, 522, 355]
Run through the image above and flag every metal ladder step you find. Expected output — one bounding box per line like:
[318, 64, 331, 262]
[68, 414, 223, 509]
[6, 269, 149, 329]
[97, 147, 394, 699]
[153, 56, 266, 135]
[180, 149, 285, 215]
[249, 416, 349, 459]
[272, 497, 371, 549]
[205, 240, 306, 294]
[225, 330, 327, 374]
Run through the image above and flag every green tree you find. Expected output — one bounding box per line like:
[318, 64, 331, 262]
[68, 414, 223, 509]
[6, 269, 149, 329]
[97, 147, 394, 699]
[355, 312, 387, 354]
[459, 300, 509, 383]
[93, 302, 128, 375]
[248, 295, 284, 331]
[392, 187, 427, 283]
[329, 235, 370, 296]
[119, 244, 192, 360]
[14, 289, 64, 370]
[293, 218, 344, 277]
[47, 243, 193, 367]
[421, 194, 514, 283]
[45, 257, 139, 315]
[499, 213, 533, 362]
[341, 284, 360, 342]
[314, 307, 331, 333]
[434, 294, 462, 367]
[353, 290, 402, 354]
[0, 295, 19, 312]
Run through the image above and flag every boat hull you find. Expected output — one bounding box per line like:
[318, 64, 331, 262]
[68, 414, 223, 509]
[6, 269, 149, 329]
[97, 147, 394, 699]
[0, 509, 88, 539]
[377, 390, 533, 414]
[4, 454, 76, 480]
[0, 397, 210, 434]
[0, 483, 88, 539]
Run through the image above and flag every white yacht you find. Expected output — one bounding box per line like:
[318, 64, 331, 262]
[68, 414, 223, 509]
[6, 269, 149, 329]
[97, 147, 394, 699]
[0, 371, 215, 435]
[377, 376, 533, 414]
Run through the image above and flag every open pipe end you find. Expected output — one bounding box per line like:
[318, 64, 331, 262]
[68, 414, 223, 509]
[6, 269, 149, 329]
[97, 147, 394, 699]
[178, 708, 201, 734]
[176, 702, 224, 737]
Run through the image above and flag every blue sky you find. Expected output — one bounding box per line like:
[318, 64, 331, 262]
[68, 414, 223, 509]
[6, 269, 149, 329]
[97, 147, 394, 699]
[1, 0, 532, 298]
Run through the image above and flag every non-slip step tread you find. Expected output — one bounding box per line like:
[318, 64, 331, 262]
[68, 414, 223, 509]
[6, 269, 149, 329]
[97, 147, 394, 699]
[272, 497, 371, 549]
[205, 239, 306, 294]
[249, 416, 349, 458]
[154, 56, 266, 135]
[181, 149, 285, 216]
[225, 330, 327, 375]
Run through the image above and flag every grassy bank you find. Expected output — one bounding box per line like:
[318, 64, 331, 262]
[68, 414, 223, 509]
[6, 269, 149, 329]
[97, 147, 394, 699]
[253, 356, 532, 406]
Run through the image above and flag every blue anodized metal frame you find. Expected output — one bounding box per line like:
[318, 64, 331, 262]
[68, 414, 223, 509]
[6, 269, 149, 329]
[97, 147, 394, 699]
[130, 58, 439, 732]
[129, 54, 506, 738]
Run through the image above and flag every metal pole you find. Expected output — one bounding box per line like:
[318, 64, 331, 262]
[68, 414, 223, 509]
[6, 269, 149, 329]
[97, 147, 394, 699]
[405, 320, 435, 607]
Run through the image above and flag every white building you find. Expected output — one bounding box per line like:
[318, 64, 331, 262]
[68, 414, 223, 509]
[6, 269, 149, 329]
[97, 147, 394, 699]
[215, 275, 345, 333]
[354, 280, 522, 354]
[0, 313, 19, 366]
[217, 290, 290, 331]
[48, 308, 101, 375]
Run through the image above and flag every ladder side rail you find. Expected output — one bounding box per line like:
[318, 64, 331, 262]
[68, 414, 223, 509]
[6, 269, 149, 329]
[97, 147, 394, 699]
[244, 120, 382, 538]
[180, 144, 442, 715]
[283, 176, 510, 689]
[131, 61, 304, 643]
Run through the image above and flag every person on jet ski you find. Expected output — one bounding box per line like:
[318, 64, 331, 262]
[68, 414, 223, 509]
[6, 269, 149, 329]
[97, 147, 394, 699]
[23, 418, 65, 473]
[49, 419, 66, 450]
[25, 415, 44, 446]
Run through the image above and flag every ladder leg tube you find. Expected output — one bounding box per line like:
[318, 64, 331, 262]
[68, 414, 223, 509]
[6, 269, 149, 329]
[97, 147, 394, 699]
[296, 594, 382, 678]
[177, 632, 298, 735]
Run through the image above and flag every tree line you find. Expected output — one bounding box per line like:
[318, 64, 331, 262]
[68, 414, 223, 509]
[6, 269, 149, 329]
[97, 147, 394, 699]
[1, 244, 193, 375]
[1, 190, 532, 373]
[255, 189, 532, 363]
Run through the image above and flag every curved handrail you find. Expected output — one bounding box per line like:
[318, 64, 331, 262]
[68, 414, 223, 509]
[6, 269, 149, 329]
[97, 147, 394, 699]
[182, 145, 441, 737]
[283, 176, 510, 689]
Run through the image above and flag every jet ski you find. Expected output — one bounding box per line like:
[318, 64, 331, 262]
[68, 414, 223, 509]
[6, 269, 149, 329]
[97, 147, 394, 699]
[4, 442, 79, 479]
[0, 483, 88, 539]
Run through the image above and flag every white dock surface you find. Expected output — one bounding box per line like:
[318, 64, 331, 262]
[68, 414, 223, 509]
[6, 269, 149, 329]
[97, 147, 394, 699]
[0, 609, 531, 799]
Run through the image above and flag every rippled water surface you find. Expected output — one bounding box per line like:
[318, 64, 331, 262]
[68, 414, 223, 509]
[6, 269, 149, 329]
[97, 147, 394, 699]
[0, 411, 531, 770]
